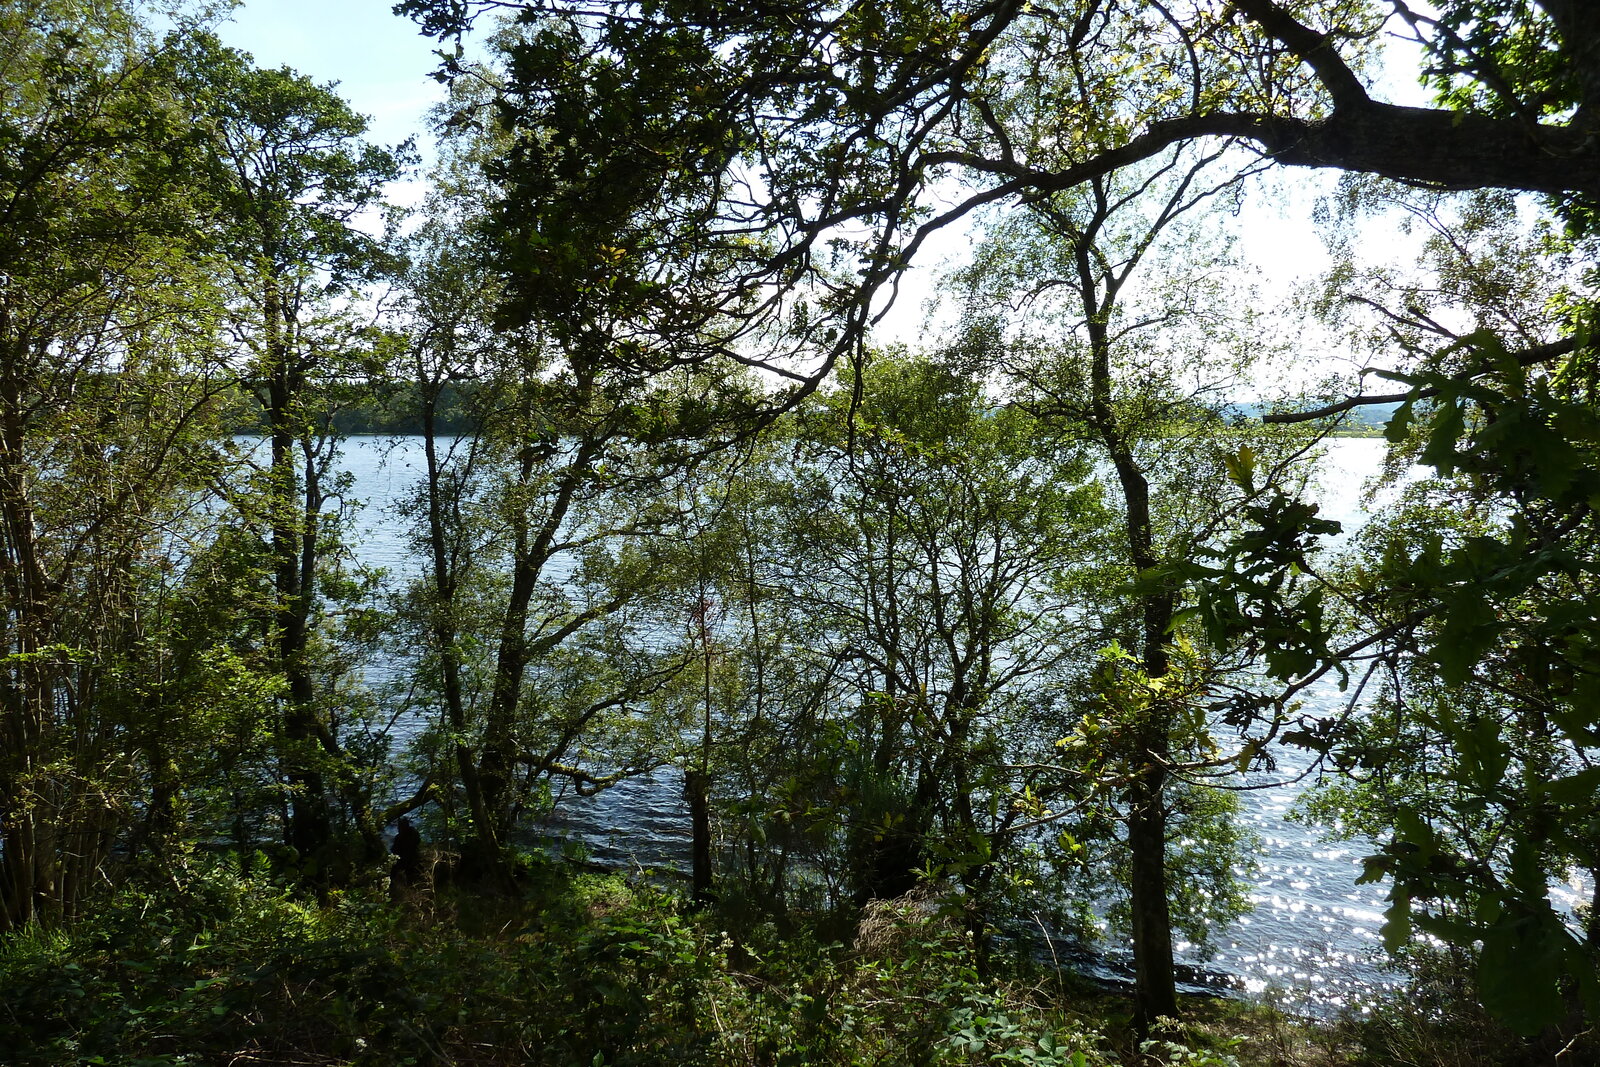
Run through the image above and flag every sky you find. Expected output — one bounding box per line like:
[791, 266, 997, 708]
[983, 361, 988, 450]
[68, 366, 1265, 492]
[217, 0, 448, 166]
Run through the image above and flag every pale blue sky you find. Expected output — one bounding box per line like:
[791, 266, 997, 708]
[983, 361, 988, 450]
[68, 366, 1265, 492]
[217, 0, 446, 156]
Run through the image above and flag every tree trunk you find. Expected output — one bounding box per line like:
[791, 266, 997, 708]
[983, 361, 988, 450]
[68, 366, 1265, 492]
[418, 381, 497, 873]
[469, 436, 546, 883]
[1127, 764, 1178, 1030]
[687, 767, 714, 906]
[263, 278, 331, 882]
[471, 381, 600, 884]
[0, 383, 61, 930]
[1080, 229, 1182, 1028]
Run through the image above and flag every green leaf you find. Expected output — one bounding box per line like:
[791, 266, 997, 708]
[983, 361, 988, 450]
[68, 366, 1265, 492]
[1222, 445, 1257, 491]
[1544, 765, 1600, 806]
[1420, 396, 1465, 474]
[1433, 592, 1497, 685]
[1384, 397, 1415, 442]
[1477, 917, 1568, 1035]
[1381, 890, 1412, 953]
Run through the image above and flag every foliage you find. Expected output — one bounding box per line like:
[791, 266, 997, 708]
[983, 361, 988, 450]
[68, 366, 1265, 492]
[687, 349, 1118, 926]
[0, 861, 1134, 1067]
[1239, 191, 1600, 1037]
[1333, 942, 1600, 1067]
[165, 26, 413, 882]
[394, 0, 1600, 418]
[0, 0, 246, 930]
[5, 0, 1600, 1054]
[948, 136, 1318, 1024]
[1321, 348, 1600, 1035]
[385, 151, 757, 883]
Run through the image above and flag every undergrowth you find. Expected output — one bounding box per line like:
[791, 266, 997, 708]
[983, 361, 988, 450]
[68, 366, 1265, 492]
[0, 857, 1112, 1066]
[0, 855, 1548, 1067]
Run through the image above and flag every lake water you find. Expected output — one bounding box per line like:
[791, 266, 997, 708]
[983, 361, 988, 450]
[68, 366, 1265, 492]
[339, 434, 1406, 1014]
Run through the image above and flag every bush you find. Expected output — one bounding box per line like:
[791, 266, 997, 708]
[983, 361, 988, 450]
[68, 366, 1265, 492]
[1338, 943, 1600, 1067]
[0, 859, 1127, 1066]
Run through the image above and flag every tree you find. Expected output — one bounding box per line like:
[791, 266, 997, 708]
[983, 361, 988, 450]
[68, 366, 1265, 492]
[671, 348, 1112, 951]
[398, 0, 1600, 392]
[171, 32, 408, 882]
[0, 0, 239, 928]
[390, 270, 699, 884]
[388, 115, 760, 885]
[382, 19, 823, 887]
[1261, 188, 1600, 1035]
[384, 179, 507, 874]
[953, 144, 1327, 1024]
[399, 0, 1600, 1031]
[416, 9, 834, 403]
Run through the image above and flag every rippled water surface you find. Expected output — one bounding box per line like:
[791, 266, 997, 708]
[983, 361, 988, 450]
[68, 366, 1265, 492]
[340, 434, 1403, 1014]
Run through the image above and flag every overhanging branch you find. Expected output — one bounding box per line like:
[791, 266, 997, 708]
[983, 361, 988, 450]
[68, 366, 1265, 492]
[1264, 335, 1581, 423]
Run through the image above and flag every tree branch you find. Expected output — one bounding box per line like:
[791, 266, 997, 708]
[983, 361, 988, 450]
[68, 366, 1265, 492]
[1264, 335, 1581, 423]
[1232, 0, 1371, 110]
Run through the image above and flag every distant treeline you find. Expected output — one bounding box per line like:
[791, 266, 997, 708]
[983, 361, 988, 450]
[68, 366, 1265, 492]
[1224, 400, 1401, 436]
[1339, 401, 1400, 431]
[228, 380, 482, 436]
[222, 387, 1405, 438]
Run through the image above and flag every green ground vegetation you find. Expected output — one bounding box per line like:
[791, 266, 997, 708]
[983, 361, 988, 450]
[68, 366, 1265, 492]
[7, 853, 1566, 1067]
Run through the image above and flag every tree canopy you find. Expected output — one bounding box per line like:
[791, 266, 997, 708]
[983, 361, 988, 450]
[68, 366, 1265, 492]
[397, 0, 1600, 370]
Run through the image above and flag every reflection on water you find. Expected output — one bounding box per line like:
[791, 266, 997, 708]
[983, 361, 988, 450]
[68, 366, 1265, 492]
[341, 434, 1404, 1015]
[1215, 712, 1394, 1011]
